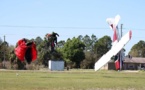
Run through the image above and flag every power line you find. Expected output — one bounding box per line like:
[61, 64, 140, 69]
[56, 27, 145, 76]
[0, 25, 109, 29]
[123, 28, 145, 31]
[0, 25, 145, 31]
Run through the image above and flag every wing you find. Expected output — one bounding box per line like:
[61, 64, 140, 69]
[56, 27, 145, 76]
[94, 30, 132, 71]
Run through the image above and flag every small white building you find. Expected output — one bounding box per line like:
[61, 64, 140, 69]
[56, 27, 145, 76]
[48, 60, 64, 71]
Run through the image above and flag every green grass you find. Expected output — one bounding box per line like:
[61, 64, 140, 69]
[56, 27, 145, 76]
[0, 69, 145, 90]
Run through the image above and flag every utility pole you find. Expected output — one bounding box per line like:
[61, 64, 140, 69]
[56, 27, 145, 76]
[3, 35, 6, 68]
[120, 24, 123, 70]
[121, 24, 123, 37]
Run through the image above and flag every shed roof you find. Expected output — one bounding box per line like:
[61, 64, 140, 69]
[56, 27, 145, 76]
[124, 57, 145, 63]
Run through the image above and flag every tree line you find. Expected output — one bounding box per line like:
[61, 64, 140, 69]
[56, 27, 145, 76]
[0, 33, 142, 69]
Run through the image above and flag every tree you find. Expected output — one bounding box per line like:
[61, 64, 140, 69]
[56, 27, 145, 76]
[94, 35, 112, 60]
[80, 51, 97, 69]
[36, 38, 50, 67]
[78, 34, 97, 69]
[80, 34, 97, 52]
[62, 37, 85, 68]
[77, 35, 83, 41]
[57, 40, 65, 48]
[0, 37, 15, 69]
[0, 38, 3, 62]
[56, 40, 65, 58]
[90, 34, 97, 52]
[35, 36, 43, 45]
[0, 41, 9, 62]
[129, 40, 145, 57]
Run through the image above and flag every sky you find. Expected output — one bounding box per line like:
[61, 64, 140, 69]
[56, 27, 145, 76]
[0, 0, 145, 55]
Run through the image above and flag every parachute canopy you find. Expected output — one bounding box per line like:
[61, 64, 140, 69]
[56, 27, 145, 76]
[15, 38, 37, 64]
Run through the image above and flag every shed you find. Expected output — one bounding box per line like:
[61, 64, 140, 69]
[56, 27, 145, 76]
[108, 57, 145, 70]
[123, 57, 145, 70]
[48, 60, 64, 71]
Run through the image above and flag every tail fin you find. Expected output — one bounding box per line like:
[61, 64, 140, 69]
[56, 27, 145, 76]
[106, 15, 120, 30]
[106, 15, 121, 47]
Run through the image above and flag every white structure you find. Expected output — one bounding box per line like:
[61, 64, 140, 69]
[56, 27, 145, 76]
[49, 60, 64, 71]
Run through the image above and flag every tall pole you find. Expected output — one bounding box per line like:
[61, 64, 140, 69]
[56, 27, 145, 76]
[3, 35, 5, 68]
[121, 24, 123, 37]
[120, 24, 123, 70]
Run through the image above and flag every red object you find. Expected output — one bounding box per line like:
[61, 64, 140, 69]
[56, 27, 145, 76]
[15, 39, 27, 61]
[129, 30, 132, 39]
[115, 60, 120, 70]
[31, 43, 37, 61]
[113, 28, 118, 42]
[46, 33, 52, 37]
[15, 39, 37, 63]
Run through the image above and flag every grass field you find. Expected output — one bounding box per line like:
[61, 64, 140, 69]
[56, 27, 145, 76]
[0, 69, 145, 90]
